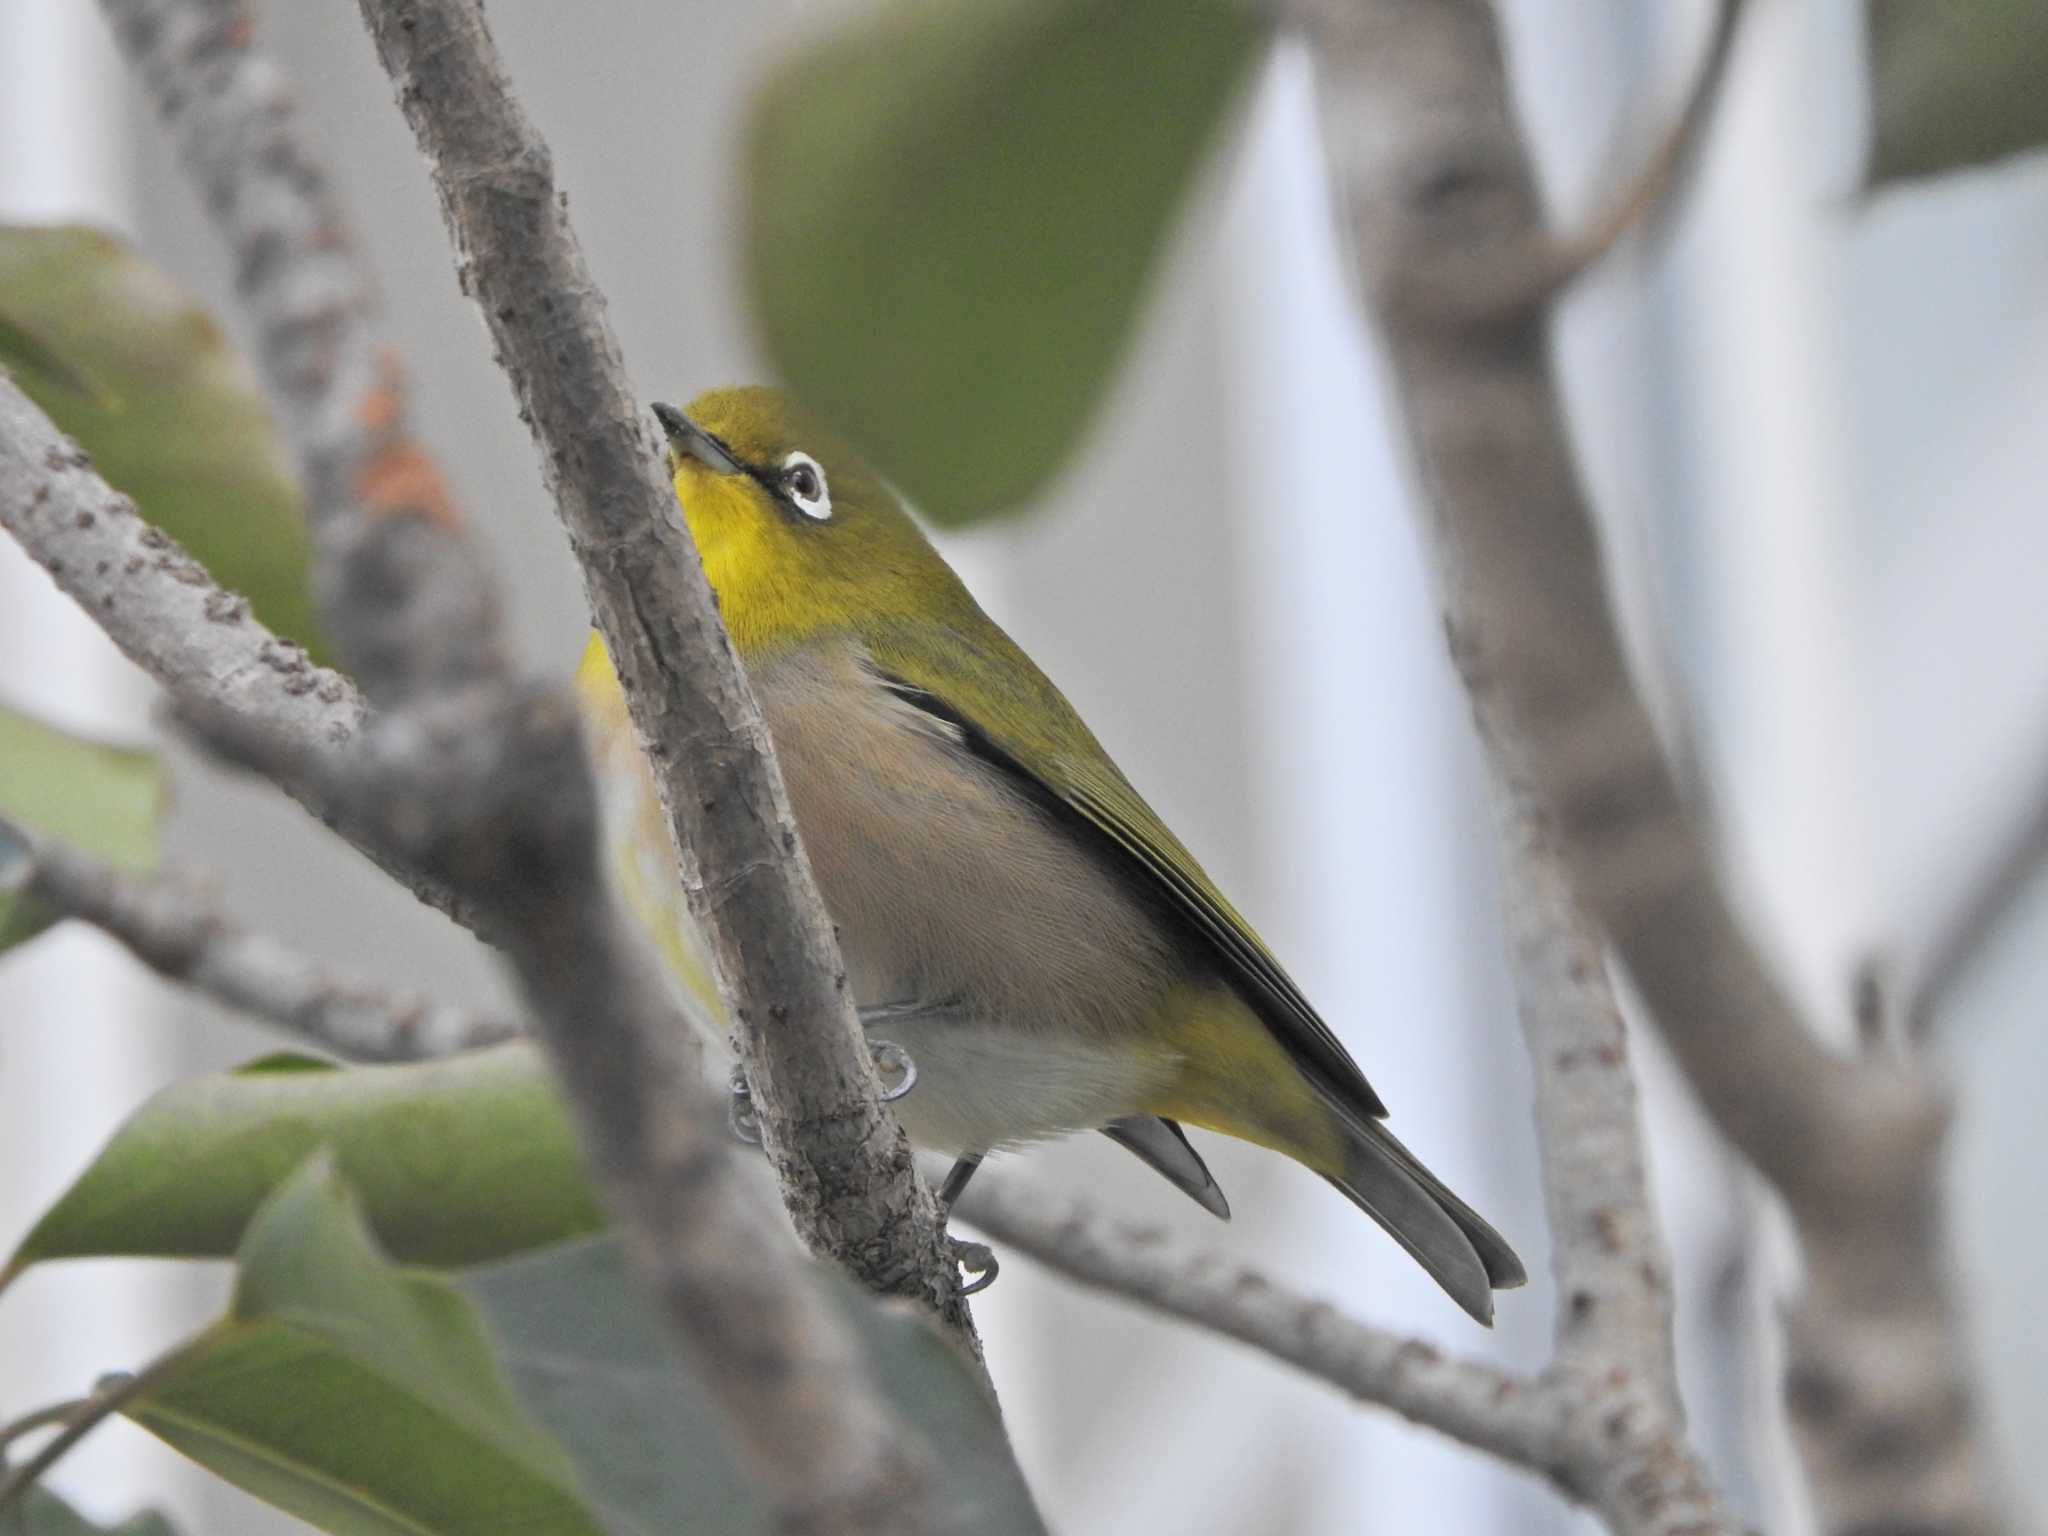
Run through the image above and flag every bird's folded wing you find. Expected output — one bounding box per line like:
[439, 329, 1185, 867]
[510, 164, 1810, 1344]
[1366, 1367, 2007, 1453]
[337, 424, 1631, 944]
[862, 620, 1387, 1122]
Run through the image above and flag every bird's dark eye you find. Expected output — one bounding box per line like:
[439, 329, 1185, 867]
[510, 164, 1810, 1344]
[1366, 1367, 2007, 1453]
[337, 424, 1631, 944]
[780, 451, 831, 521]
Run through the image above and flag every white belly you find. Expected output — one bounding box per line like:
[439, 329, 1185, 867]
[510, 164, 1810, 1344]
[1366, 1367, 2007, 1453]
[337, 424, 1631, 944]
[858, 1003, 1171, 1156]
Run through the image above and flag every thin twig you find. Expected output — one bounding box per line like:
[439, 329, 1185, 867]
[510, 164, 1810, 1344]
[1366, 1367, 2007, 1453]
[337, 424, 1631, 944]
[7, 825, 518, 1061]
[350, 0, 984, 1366]
[1902, 720, 2048, 1040]
[957, 1178, 1569, 1479]
[0, 1400, 89, 1457]
[1509, 0, 1748, 309]
[1376, 0, 1751, 326]
[98, 0, 504, 702]
[0, 1330, 216, 1520]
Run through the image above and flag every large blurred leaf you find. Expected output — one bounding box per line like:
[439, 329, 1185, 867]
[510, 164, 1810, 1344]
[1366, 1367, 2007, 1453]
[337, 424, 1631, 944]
[125, 1156, 605, 1536]
[463, 1239, 1045, 1536]
[0, 225, 320, 652]
[3, 1046, 600, 1283]
[0, 704, 159, 953]
[744, 0, 1264, 522]
[460, 1239, 762, 1534]
[1866, 1, 2048, 186]
[4, 1485, 181, 1536]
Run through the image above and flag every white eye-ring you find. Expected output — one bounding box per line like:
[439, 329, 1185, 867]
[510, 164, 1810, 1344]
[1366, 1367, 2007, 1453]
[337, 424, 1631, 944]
[780, 451, 831, 521]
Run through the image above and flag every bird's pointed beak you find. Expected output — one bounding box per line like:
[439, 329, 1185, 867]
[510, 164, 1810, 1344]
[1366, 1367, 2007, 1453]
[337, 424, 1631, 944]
[652, 401, 743, 476]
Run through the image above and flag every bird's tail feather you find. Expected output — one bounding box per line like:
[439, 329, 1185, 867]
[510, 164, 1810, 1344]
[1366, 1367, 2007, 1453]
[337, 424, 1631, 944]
[1322, 1118, 1527, 1327]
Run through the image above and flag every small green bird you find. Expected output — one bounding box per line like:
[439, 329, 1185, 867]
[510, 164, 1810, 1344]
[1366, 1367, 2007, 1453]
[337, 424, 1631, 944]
[577, 386, 1525, 1323]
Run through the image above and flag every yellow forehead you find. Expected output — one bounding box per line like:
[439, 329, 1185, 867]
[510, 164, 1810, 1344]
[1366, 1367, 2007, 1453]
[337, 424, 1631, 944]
[684, 385, 831, 468]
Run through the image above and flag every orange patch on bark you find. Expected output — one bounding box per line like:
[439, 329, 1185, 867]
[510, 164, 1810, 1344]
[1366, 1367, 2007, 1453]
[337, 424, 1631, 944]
[354, 352, 463, 527]
[356, 351, 404, 434]
[358, 437, 463, 528]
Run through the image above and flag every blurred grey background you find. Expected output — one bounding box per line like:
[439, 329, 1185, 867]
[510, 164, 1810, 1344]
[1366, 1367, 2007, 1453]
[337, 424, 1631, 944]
[4, 1, 2048, 1532]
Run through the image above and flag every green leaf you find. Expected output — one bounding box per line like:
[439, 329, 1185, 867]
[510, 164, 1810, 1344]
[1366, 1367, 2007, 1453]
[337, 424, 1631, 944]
[0, 314, 106, 404]
[460, 1239, 764, 1535]
[838, 1276, 1044, 1534]
[1866, 1, 2048, 186]
[5, 1046, 601, 1283]
[3, 1485, 181, 1536]
[463, 1239, 1046, 1536]
[744, 0, 1264, 522]
[124, 1156, 604, 1536]
[0, 704, 160, 954]
[0, 225, 321, 653]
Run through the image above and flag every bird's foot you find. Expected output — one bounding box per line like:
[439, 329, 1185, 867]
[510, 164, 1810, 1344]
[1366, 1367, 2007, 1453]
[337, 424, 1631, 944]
[725, 1038, 920, 1147]
[866, 1038, 918, 1103]
[948, 1236, 999, 1296]
[726, 1064, 760, 1145]
[934, 1153, 996, 1293]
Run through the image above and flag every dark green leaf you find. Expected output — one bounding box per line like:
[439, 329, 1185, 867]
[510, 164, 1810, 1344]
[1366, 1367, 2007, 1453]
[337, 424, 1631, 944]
[463, 1239, 1046, 1536]
[1866, 0, 2048, 186]
[744, 0, 1264, 521]
[0, 315, 107, 404]
[3, 1484, 180, 1536]
[4, 1046, 601, 1283]
[461, 1239, 764, 1535]
[0, 225, 321, 652]
[0, 705, 159, 954]
[124, 1157, 604, 1536]
[835, 1274, 1044, 1534]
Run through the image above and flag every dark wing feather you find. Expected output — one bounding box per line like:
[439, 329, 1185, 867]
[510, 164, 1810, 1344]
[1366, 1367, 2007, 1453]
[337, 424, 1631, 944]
[864, 622, 1387, 1121]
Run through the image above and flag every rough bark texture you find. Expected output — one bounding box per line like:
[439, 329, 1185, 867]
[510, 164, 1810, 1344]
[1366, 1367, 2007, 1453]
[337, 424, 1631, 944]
[1293, 2, 1999, 1529]
[0, 375, 367, 764]
[98, 0, 504, 703]
[350, 0, 984, 1360]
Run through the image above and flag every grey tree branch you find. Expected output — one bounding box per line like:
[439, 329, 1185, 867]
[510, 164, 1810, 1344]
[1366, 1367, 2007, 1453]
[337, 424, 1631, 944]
[1293, 1, 2000, 1530]
[956, 1176, 1567, 1483]
[350, 0, 983, 1361]
[1901, 716, 2048, 1040]
[1485, 771, 1733, 1535]
[2, 824, 517, 1060]
[98, 0, 505, 703]
[0, 374, 364, 769]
